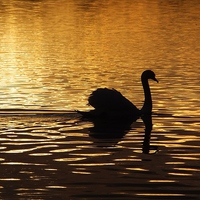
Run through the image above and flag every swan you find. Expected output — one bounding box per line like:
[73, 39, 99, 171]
[77, 70, 158, 119]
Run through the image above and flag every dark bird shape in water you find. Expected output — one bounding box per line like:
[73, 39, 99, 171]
[77, 70, 158, 119]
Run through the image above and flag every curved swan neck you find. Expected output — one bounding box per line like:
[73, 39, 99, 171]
[141, 76, 152, 114]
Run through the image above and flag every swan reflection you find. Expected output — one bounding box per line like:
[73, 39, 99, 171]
[82, 114, 157, 154]
[141, 114, 158, 154]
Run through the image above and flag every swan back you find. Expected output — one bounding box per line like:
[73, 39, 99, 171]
[88, 88, 139, 115]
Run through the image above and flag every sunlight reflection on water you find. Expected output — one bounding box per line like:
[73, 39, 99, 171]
[0, 0, 200, 199]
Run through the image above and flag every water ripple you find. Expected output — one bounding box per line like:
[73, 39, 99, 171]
[0, 110, 198, 200]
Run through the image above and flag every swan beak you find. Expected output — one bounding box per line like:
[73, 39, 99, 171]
[153, 77, 159, 83]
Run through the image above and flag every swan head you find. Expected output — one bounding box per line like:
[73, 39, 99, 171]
[141, 70, 158, 83]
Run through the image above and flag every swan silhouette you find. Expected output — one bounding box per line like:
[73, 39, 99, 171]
[77, 70, 158, 119]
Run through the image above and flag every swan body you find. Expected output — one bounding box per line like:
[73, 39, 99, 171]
[78, 70, 158, 119]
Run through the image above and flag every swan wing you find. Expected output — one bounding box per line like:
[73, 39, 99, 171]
[88, 88, 138, 112]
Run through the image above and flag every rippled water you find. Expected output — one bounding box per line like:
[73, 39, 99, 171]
[0, 0, 200, 199]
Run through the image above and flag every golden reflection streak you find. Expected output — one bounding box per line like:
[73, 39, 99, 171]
[166, 135, 199, 140]
[16, 188, 47, 191]
[50, 148, 80, 153]
[54, 158, 86, 162]
[69, 163, 115, 166]
[2, 162, 46, 166]
[44, 168, 57, 171]
[149, 180, 176, 183]
[126, 168, 148, 171]
[69, 153, 111, 157]
[46, 186, 67, 189]
[172, 156, 200, 160]
[29, 153, 52, 156]
[165, 162, 185, 164]
[72, 171, 91, 175]
[171, 153, 200, 156]
[173, 168, 200, 172]
[19, 171, 33, 174]
[114, 158, 139, 161]
[17, 192, 45, 196]
[164, 144, 199, 148]
[0, 178, 20, 181]
[136, 193, 185, 196]
[168, 172, 192, 176]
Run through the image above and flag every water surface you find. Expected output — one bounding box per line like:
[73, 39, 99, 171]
[0, 0, 200, 199]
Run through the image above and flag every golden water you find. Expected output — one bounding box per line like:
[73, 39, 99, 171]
[0, 0, 199, 199]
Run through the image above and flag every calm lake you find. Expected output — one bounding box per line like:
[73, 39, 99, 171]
[0, 0, 200, 199]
